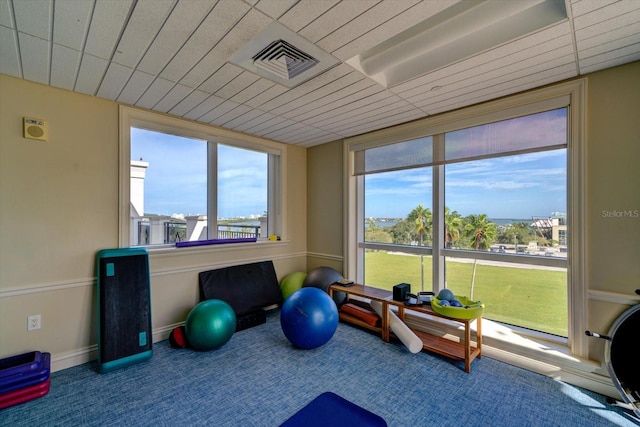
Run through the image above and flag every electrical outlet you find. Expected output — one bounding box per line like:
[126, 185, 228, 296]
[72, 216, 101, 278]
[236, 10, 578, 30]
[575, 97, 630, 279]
[28, 314, 41, 331]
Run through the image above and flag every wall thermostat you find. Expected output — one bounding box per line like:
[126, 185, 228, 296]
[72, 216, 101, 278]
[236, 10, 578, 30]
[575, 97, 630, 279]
[24, 117, 48, 141]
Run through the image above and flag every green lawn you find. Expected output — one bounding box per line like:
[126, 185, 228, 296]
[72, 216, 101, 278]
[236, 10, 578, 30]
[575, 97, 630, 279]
[364, 250, 568, 336]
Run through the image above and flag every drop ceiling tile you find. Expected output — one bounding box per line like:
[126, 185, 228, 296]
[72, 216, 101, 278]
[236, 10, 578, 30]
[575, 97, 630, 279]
[75, 53, 109, 95]
[50, 44, 81, 90]
[242, 83, 288, 109]
[245, 115, 298, 136]
[428, 51, 576, 108]
[317, 0, 420, 58]
[320, 99, 413, 131]
[236, 112, 279, 133]
[293, 127, 344, 144]
[84, 0, 133, 59]
[282, 79, 376, 120]
[18, 32, 50, 84]
[572, 0, 640, 30]
[179, 8, 269, 88]
[117, 70, 154, 105]
[287, 129, 344, 147]
[340, 109, 425, 137]
[0, 0, 15, 28]
[302, 90, 399, 127]
[168, 89, 211, 117]
[211, 103, 255, 127]
[214, 71, 261, 100]
[182, 94, 225, 121]
[578, 32, 640, 60]
[578, 45, 640, 73]
[270, 71, 364, 117]
[135, 77, 176, 109]
[412, 44, 576, 108]
[0, 26, 20, 77]
[254, 0, 297, 20]
[289, 82, 382, 123]
[53, 0, 92, 50]
[97, 62, 134, 100]
[229, 111, 274, 133]
[227, 78, 276, 105]
[575, 9, 640, 44]
[278, 0, 340, 32]
[137, 0, 217, 75]
[13, 0, 52, 40]
[223, 108, 267, 131]
[252, 63, 352, 112]
[152, 83, 194, 113]
[160, 1, 250, 83]
[198, 63, 244, 95]
[336, 104, 422, 134]
[112, 0, 174, 68]
[199, 100, 240, 124]
[262, 122, 310, 140]
[427, 63, 577, 115]
[298, 0, 380, 43]
[569, 0, 619, 18]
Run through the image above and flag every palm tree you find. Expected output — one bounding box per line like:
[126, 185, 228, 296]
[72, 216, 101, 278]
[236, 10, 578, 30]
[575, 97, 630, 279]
[408, 204, 432, 246]
[444, 207, 463, 248]
[464, 214, 498, 299]
[409, 204, 431, 291]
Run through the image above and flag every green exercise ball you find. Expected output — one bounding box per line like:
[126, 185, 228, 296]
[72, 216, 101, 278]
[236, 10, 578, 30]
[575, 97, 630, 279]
[280, 272, 307, 300]
[185, 299, 236, 351]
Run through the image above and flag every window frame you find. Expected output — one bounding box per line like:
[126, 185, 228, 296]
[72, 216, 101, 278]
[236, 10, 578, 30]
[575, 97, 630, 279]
[345, 79, 587, 357]
[119, 106, 286, 250]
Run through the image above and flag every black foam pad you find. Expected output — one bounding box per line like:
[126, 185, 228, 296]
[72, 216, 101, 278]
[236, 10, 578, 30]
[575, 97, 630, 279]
[198, 261, 283, 317]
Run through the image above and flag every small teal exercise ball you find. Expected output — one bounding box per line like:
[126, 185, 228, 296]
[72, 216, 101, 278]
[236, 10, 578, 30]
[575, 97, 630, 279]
[280, 287, 338, 349]
[185, 299, 236, 351]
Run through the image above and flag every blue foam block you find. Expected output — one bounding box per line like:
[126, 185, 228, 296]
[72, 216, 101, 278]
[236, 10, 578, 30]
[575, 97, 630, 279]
[280, 392, 387, 427]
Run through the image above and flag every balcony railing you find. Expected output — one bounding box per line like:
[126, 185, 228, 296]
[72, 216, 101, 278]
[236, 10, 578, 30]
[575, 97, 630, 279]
[217, 224, 260, 239]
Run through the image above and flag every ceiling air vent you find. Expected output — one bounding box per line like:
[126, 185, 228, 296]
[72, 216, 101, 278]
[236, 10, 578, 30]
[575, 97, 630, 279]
[252, 40, 318, 81]
[230, 22, 339, 88]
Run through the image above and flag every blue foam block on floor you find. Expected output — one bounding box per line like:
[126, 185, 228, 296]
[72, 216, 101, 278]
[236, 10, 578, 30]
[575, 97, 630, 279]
[280, 392, 387, 427]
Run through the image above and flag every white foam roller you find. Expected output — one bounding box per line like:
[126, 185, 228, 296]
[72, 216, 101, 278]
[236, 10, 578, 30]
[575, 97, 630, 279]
[370, 300, 422, 354]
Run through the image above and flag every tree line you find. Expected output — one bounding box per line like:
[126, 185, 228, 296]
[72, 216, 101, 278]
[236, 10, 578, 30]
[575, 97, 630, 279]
[366, 204, 543, 249]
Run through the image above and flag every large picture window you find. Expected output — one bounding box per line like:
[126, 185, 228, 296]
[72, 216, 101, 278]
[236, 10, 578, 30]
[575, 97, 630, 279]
[347, 82, 585, 348]
[120, 107, 282, 248]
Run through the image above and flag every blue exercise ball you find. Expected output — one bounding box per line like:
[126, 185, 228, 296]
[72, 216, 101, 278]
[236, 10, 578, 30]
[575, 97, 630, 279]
[185, 299, 236, 351]
[280, 287, 339, 349]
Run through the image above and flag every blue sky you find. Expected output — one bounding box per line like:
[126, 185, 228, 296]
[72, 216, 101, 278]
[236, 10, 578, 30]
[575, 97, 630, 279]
[132, 108, 566, 220]
[364, 149, 566, 219]
[131, 128, 267, 218]
[364, 109, 567, 219]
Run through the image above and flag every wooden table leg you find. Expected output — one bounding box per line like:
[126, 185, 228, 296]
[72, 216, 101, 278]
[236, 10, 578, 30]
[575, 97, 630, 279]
[477, 316, 482, 358]
[464, 320, 471, 373]
[381, 301, 390, 342]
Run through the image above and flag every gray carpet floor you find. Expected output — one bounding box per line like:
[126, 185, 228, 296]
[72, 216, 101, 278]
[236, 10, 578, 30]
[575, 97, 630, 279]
[1, 311, 638, 426]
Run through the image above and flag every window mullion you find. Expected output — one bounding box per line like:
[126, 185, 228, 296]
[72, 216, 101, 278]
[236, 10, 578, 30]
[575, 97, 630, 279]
[432, 133, 445, 293]
[208, 141, 218, 239]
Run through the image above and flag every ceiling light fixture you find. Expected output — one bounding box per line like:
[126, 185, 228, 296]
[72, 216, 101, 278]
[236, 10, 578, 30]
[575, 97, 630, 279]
[346, 0, 567, 88]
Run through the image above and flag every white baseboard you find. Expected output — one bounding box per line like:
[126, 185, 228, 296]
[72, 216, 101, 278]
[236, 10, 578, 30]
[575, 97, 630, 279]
[50, 324, 179, 373]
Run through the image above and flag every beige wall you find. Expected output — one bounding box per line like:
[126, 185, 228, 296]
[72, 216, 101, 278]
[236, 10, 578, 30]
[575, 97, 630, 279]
[306, 61, 640, 364]
[306, 140, 344, 273]
[0, 75, 307, 369]
[584, 61, 640, 359]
